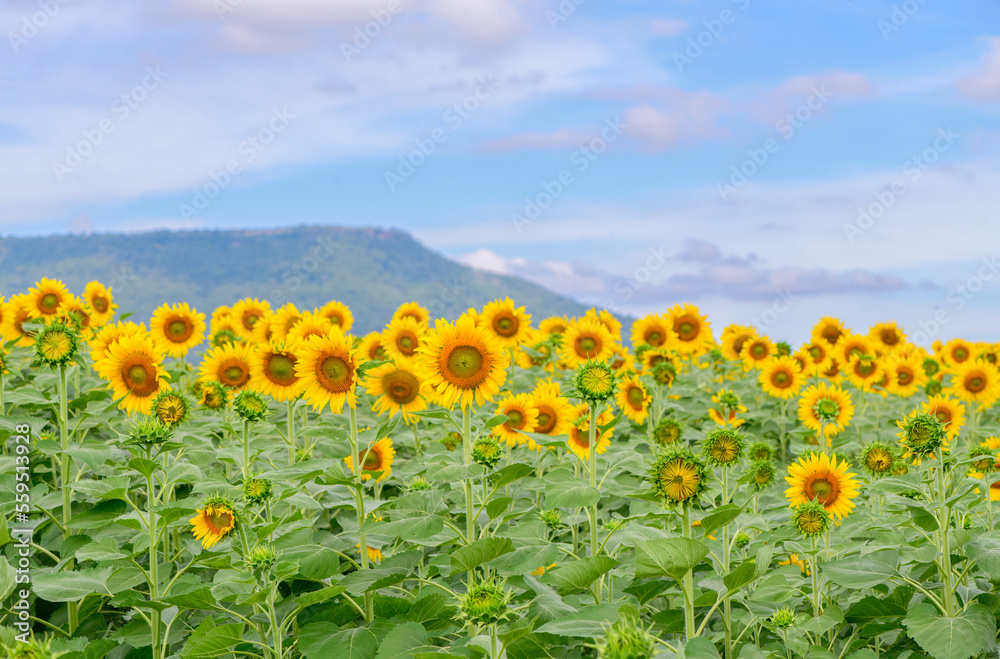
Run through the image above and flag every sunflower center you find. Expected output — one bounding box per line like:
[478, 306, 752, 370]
[821, 326, 841, 343]
[494, 314, 518, 337]
[397, 333, 416, 355]
[645, 329, 664, 346]
[318, 355, 352, 392]
[383, 370, 419, 404]
[772, 370, 790, 388]
[506, 409, 524, 428]
[808, 346, 823, 360]
[535, 408, 555, 434]
[750, 343, 767, 359]
[966, 374, 986, 393]
[447, 346, 485, 381]
[167, 317, 193, 342]
[329, 314, 342, 326]
[856, 361, 875, 376]
[807, 476, 838, 504]
[576, 336, 599, 357]
[205, 508, 233, 534]
[121, 359, 158, 397]
[880, 329, 898, 345]
[39, 293, 59, 313]
[93, 296, 109, 313]
[866, 449, 892, 472]
[898, 368, 913, 385]
[626, 386, 645, 408]
[676, 319, 697, 341]
[954, 347, 969, 362]
[361, 450, 380, 470]
[243, 311, 261, 329]
[266, 353, 298, 386]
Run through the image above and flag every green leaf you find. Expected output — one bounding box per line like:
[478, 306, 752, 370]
[722, 559, 757, 594]
[540, 556, 618, 593]
[967, 532, 1000, 578]
[127, 457, 160, 479]
[161, 586, 221, 611]
[698, 504, 743, 538]
[484, 414, 509, 430]
[367, 515, 444, 541]
[486, 496, 512, 519]
[297, 546, 341, 580]
[821, 553, 897, 589]
[76, 537, 130, 562]
[374, 622, 433, 659]
[490, 544, 562, 577]
[635, 538, 709, 581]
[180, 619, 244, 658]
[535, 603, 620, 637]
[0, 557, 15, 602]
[296, 585, 346, 609]
[684, 637, 722, 658]
[33, 568, 113, 601]
[844, 596, 908, 623]
[903, 603, 997, 659]
[376, 415, 401, 441]
[488, 463, 535, 488]
[299, 625, 379, 659]
[451, 537, 515, 575]
[341, 567, 409, 596]
[544, 468, 601, 509]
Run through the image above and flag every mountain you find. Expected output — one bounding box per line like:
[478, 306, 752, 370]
[0, 225, 597, 333]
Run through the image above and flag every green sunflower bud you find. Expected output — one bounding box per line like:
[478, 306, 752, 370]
[472, 435, 502, 469]
[246, 543, 278, 574]
[243, 477, 273, 505]
[234, 390, 269, 423]
[459, 576, 514, 626]
[652, 416, 682, 446]
[34, 320, 79, 367]
[405, 475, 433, 492]
[734, 532, 750, 549]
[648, 445, 709, 506]
[125, 416, 173, 447]
[771, 607, 796, 629]
[791, 500, 831, 537]
[539, 509, 564, 530]
[574, 361, 617, 403]
[702, 426, 744, 467]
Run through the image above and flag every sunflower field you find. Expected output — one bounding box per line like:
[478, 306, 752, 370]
[2, 278, 1000, 659]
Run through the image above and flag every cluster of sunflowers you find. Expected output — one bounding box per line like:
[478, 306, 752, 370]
[6, 276, 1000, 659]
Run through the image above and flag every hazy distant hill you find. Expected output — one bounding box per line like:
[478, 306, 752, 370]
[0, 225, 596, 333]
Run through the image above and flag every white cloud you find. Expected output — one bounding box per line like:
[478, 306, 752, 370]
[958, 36, 1000, 101]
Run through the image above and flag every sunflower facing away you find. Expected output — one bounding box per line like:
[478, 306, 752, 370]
[249, 342, 303, 401]
[94, 333, 169, 415]
[150, 302, 206, 358]
[491, 393, 540, 447]
[83, 281, 117, 327]
[296, 331, 360, 414]
[415, 315, 508, 409]
[366, 356, 427, 423]
[480, 297, 532, 348]
[785, 452, 860, 520]
[190, 497, 236, 549]
[199, 342, 254, 390]
[344, 437, 395, 481]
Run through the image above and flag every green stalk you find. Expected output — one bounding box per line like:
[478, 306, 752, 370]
[147, 472, 161, 659]
[722, 468, 732, 659]
[57, 363, 78, 634]
[985, 472, 994, 531]
[242, 419, 251, 483]
[348, 407, 374, 623]
[936, 447, 956, 617]
[810, 535, 821, 619]
[268, 584, 283, 659]
[1, 368, 5, 417]
[287, 400, 295, 466]
[462, 407, 475, 581]
[681, 504, 696, 640]
[490, 623, 499, 659]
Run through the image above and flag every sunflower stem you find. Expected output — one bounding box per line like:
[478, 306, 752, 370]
[587, 403, 602, 602]
[413, 421, 422, 458]
[681, 504, 696, 640]
[490, 622, 499, 659]
[810, 535, 821, 619]
[57, 362, 79, 634]
[348, 407, 374, 623]
[147, 470, 161, 659]
[935, 446, 956, 617]
[985, 472, 993, 531]
[722, 467, 732, 659]
[242, 418, 251, 483]
[287, 399, 295, 466]
[462, 406, 476, 582]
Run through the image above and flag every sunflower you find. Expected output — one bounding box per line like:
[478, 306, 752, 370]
[358, 331, 388, 363]
[896, 411, 948, 465]
[479, 297, 532, 348]
[83, 281, 117, 327]
[797, 340, 833, 375]
[812, 316, 846, 347]
[791, 500, 832, 537]
[639, 347, 677, 376]
[869, 321, 906, 354]
[249, 342, 302, 401]
[392, 302, 430, 330]
[921, 395, 965, 440]
[785, 452, 860, 520]
[1, 295, 34, 346]
[779, 553, 810, 575]
[740, 336, 774, 371]
[834, 333, 875, 367]
[845, 354, 884, 392]
[153, 389, 189, 426]
[819, 358, 844, 384]
[26, 277, 70, 319]
[709, 389, 747, 427]
[583, 308, 622, 343]
[528, 380, 575, 443]
[566, 406, 614, 461]
[667, 303, 712, 356]
[616, 374, 651, 424]
[946, 359, 1000, 407]
[941, 338, 974, 367]
[559, 318, 616, 367]
[631, 314, 675, 350]
[229, 298, 271, 342]
[150, 303, 206, 357]
[719, 324, 755, 361]
[199, 342, 254, 390]
[199, 381, 229, 410]
[609, 346, 635, 375]
[35, 320, 79, 366]
[344, 437, 395, 481]
[759, 356, 804, 399]
[89, 320, 146, 361]
[59, 297, 94, 337]
[312, 299, 351, 332]
[649, 446, 709, 504]
[251, 312, 276, 344]
[652, 416, 683, 445]
[884, 352, 928, 397]
[189, 497, 236, 549]
[414, 315, 508, 409]
[94, 333, 169, 414]
[366, 356, 427, 423]
[702, 427, 744, 467]
[539, 316, 570, 338]
[383, 316, 425, 360]
[492, 393, 540, 447]
[515, 330, 556, 373]
[296, 332, 360, 414]
[798, 383, 854, 440]
[268, 303, 302, 342]
[860, 441, 895, 477]
[285, 311, 334, 346]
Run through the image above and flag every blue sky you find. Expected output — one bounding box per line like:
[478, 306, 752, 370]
[2, 0, 999, 344]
